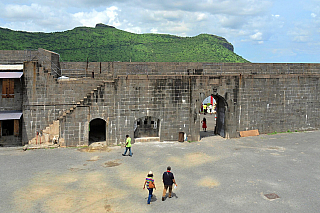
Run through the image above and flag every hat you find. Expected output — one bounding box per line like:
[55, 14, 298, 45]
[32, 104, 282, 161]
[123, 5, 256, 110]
[148, 171, 153, 175]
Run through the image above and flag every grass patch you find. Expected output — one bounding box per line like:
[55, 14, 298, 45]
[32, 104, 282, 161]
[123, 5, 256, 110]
[267, 130, 294, 135]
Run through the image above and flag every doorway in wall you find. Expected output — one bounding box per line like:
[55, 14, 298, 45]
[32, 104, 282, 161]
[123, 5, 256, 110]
[2, 119, 14, 136]
[200, 95, 217, 139]
[134, 116, 160, 139]
[199, 94, 227, 139]
[89, 118, 106, 144]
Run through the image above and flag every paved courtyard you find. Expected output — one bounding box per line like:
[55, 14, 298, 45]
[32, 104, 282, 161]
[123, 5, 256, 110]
[0, 129, 320, 212]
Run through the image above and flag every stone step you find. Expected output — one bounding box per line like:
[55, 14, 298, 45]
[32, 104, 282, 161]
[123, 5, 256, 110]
[134, 137, 160, 143]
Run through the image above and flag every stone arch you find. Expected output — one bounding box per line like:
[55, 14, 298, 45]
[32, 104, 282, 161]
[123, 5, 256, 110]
[134, 116, 160, 138]
[89, 118, 106, 144]
[197, 88, 228, 138]
[212, 94, 228, 137]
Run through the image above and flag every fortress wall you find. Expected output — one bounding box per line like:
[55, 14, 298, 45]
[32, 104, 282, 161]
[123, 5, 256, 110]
[0, 50, 38, 64]
[60, 81, 117, 146]
[238, 75, 320, 134]
[17, 52, 320, 145]
[22, 59, 108, 144]
[111, 62, 320, 76]
[113, 75, 192, 142]
[60, 75, 194, 145]
[60, 62, 113, 79]
[0, 78, 23, 111]
[54, 62, 320, 145]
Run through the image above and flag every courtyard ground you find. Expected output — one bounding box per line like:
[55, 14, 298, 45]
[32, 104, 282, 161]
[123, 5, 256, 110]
[0, 129, 320, 212]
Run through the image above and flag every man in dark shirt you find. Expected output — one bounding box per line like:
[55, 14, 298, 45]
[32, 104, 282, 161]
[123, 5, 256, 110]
[162, 166, 177, 201]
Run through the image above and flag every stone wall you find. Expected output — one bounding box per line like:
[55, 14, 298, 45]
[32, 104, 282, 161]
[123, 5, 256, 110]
[0, 78, 23, 111]
[0, 50, 314, 146]
[112, 62, 319, 76]
[238, 75, 320, 133]
[0, 50, 38, 64]
[0, 77, 23, 146]
[22, 60, 108, 144]
[60, 62, 113, 79]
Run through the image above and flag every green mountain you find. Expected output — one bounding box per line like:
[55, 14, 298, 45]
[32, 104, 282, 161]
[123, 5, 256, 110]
[0, 23, 249, 63]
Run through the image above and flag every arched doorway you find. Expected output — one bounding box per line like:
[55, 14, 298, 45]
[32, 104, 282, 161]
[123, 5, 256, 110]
[89, 118, 106, 144]
[134, 116, 160, 138]
[199, 94, 227, 139]
[200, 95, 217, 139]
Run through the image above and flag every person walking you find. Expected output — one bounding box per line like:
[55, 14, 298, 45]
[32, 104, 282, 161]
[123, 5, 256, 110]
[162, 166, 177, 201]
[122, 135, 132, 156]
[143, 171, 156, 204]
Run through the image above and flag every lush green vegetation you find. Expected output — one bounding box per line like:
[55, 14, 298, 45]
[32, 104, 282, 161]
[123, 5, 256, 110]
[0, 24, 249, 62]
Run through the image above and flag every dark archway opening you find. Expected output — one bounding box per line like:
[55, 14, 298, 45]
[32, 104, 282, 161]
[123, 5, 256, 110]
[89, 118, 106, 144]
[2, 120, 14, 136]
[134, 116, 160, 138]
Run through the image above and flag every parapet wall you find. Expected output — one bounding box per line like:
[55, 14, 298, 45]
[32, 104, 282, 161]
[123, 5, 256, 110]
[0, 50, 38, 64]
[110, 62, 320, 76]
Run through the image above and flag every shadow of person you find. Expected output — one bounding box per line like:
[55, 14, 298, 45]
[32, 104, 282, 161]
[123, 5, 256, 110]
[145, 194, 158, 202]
[151, 194, 158, 202]
[171, 192, 178, 199]
[200, 130, 216, 139]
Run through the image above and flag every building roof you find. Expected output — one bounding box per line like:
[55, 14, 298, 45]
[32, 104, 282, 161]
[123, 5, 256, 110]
[0, 111, 22, 120]
[0, 64, 23, 70]
[0, 72, 23, 78]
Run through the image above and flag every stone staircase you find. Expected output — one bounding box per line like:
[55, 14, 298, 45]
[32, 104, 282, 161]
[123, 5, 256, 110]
[28, 81, 107, 146]
[28, 120, 59, 145]
[134, 137, 160, 143]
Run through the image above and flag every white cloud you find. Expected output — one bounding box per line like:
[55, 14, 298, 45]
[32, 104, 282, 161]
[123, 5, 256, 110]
[196, 13, 207, 21]
[73, 6, 121, 28]
[3, 3, 51, 20]
[250, 32, 263, 40]
[1, 0, 320, 62]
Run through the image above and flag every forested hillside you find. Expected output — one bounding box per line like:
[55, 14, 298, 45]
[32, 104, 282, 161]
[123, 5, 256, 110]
[0, 24, 249, 62]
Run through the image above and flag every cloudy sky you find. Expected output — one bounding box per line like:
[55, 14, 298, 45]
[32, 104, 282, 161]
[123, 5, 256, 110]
[0, 0, 319, 63]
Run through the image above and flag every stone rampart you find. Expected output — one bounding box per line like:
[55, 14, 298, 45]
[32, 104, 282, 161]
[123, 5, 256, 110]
[0, 50, 38, 64]
[1, 48, 316, 146]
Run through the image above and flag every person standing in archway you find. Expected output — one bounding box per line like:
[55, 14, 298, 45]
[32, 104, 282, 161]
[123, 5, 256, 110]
[122, 135, 132, 157]
[202, 117, 207, 132]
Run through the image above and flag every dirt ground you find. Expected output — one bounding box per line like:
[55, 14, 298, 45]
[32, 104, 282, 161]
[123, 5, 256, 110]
[1, 128, 320, 212]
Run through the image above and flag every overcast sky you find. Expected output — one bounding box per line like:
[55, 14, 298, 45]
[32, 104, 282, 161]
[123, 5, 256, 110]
[0, 0, 319, 63]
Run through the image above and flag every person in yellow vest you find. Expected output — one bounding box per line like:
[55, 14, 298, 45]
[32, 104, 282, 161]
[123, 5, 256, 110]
[203, 104, 207, 115]
[122, 135, 132, 157]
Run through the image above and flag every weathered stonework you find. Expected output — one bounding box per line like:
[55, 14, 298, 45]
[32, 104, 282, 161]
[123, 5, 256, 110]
[0, 49, 319, 146]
